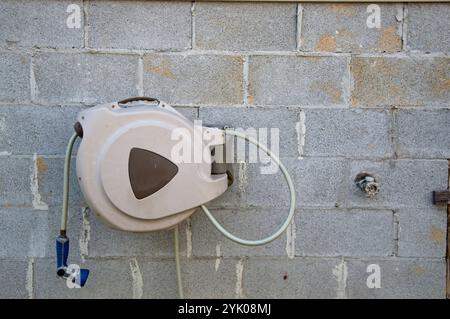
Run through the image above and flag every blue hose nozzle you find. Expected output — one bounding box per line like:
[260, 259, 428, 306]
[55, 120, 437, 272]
[56, 234, 89, 287]
[77, 269, 90, 287]
[56, 235, 69, 276]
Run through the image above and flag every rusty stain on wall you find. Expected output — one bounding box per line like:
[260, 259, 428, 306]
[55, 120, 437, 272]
[351, 56, 450, 107]
[374, 25, 401, 52]
[2, 202, 32, 209]
[30, 153, 48, 211]
[351, 96, 359, 108]
[430, 225, 446, 243]
[329, 4, 356, 17]
[431, 62, 450, 97]
[310, 81, 342, 104]
[413, 265, 426, 275]
[350, 57, 401, 107]
[316, 33, 336, 52]
[144, 59, 173, 78]
[35, 156, 47, 173]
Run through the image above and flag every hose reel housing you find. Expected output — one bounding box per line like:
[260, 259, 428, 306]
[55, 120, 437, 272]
[75, 98, 229, 232]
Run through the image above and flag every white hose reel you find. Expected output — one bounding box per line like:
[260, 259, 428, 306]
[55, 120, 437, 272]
[57, 97, 296, 293]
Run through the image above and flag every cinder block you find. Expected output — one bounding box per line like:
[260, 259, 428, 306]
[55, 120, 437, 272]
[34, 52, 139, 104]
[182, 258, 238, 299]
[291, 158, 348, 208]
[301, 4, 402, 53]
[346, 258, 446, 298]
[347, 160, 448, 209]
[0, 105, 85, 155]
[34, 257, 132, 298]
[407, 4, 450, 52]
[89, 1, 191, 50]
[397, 208, 447, 258]
[303, 109, 392, 158]
[296, 209, 394, 257]
[396, 109, 450, 159]
[188, 159, 347, 212]
[138, 258, 177, 298]
[87, 211, 177, 258]
[191, 208, 287, 257]
[244, 162, 291, 209]
[350, 57, 450, 107]
[195, 3, 297, 51]
[243, 257, 342, 298]
[243, 158, 348, 209]
[0, 259, 29, 298]
[199, 106, 300, 159]
[248, 56, 347, 106]
[0, 209, 48, 258]
[0, 156, 32, 207]
[143, 54, 243, 105]
[0, 52, 30, 102]
[0, 0, 83, 49]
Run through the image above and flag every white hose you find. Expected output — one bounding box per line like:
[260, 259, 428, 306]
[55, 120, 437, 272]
[201, 129, 296, 246]
[173, 225, 184, 299]
[60, 132, 78, 232]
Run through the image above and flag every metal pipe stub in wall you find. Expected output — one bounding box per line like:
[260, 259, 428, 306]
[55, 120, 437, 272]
[355, 172, 380, 197]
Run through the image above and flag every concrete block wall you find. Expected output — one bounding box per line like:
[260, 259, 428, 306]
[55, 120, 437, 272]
[0, 0, 449, 299]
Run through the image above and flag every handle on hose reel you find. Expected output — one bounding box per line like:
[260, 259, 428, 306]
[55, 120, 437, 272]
[118, 96, 160, 105]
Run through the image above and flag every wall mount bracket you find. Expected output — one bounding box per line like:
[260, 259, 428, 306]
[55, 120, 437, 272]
[433, 190, 450, 205]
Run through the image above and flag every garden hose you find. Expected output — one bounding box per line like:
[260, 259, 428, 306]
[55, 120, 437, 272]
[56, 132, 89, 287]
[174, 225, 184, 299]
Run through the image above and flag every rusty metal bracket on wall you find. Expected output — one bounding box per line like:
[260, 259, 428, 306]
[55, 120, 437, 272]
[434, 186, 450, 297]
[439, 161, 450, 299]
[433, 190, 450, 205]
[432, 161, 450, 299]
